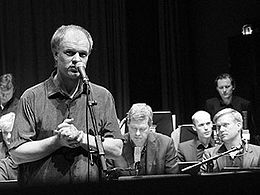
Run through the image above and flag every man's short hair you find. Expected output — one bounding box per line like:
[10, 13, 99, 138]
[214, 73, 236, 88]
[213, 108, 243, 124]
[50, 24, 93, 56]
[0, 73, 15, 91]
[191, 110, 211, 125]
[126, 103, 153, 126]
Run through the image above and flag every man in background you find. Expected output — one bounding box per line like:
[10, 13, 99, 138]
[205, 73, 258, 144]
[0, 73, 19, 159]
[0, 73, 19, 117]
[0, 74, 19, 180]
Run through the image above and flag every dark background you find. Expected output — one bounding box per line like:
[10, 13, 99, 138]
[1, 0, 260, 131]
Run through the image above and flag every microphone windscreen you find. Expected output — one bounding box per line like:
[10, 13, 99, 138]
[134, 147, 141, 163]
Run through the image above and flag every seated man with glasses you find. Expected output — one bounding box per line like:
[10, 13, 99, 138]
[107, 103, 178, 178]
[200, 108, 260, 173]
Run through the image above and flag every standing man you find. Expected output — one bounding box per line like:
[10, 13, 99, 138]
[200, 108, 260, 173]
[109, 103, 178, 177]
[0, 73, 19, 117]
[205, 73, 257, 144]
[9, 24, 123, 185]
[177, 110, 214, 162]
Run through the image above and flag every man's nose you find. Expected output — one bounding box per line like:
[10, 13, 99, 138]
[219, 126, 225, 132]
[72, 52, 81, 62]
[135, 129, 141, 136]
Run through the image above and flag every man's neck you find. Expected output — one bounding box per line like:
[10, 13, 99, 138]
[222, 96, 232, 105]
[198, 137, 211, 148]
[224, 139, 242, 151]
[54, 74, 79, 96]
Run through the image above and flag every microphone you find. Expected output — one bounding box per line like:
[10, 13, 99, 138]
[134, 147, 141, 175]
[242, 111, 248, 130]
[76, 62, 89, 85]
[241, 111, 250, 152]
[134, 147, 141, 164]
[242, 129, 250, 152]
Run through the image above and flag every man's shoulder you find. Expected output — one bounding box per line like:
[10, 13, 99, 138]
[204, 144, 221, 154]
[233, 96, 250, 104]
[249, 144, 260, 151]
[151, 132, 172, 143]
[90, 83, 112, 96]
[91, 82, 109, 91]
[20, 80, 47, 100]
[178, 139, 196, 148]
[206, 97, 219, 104]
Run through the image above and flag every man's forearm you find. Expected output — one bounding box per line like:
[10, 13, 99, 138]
[80, 133, 123, 159]
[9, 135, 61, 164]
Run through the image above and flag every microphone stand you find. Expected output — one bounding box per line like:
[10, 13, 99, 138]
[83, 78, 107, 179]
[134, 162, 141, 176]
[181, 145, 242, 173]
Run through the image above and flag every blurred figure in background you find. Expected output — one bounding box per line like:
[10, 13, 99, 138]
[0, 112, 18, 181]
[0, 73, 19, 180]
[0, 73, 19, 117]
[205, 73, 258, 144]
[0, 73, 19, 159]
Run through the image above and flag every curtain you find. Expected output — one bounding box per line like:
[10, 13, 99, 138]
[0, 0, 129, 119]
[157, 0, 196, 125]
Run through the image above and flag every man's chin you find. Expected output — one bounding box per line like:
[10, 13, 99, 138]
[133, 140, 144, 147]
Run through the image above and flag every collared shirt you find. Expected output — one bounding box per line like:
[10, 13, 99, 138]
[128, 139, 147, 175]
[9, 71, 123, 185]
[196, 138, 214, 162]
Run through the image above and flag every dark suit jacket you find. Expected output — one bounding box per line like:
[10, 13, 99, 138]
[200, 144, 260, 173]
[110, 132, 178, 176]
[178, 138, 214, 162]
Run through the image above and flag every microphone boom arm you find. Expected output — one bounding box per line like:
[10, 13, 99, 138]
[181, 146, 242, 173]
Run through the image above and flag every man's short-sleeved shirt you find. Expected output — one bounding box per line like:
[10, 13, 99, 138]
[9, 72, 122, 185]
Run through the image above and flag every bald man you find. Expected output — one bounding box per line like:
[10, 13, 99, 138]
[177, 111, 215, 162]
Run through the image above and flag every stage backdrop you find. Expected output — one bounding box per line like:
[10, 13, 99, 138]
[1, 0, 260, 128]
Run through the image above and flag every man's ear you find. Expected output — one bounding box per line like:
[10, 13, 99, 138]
[237, 122, 242, 132]
[53, 51, 58, 60]
[192, 125, 197, 132]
